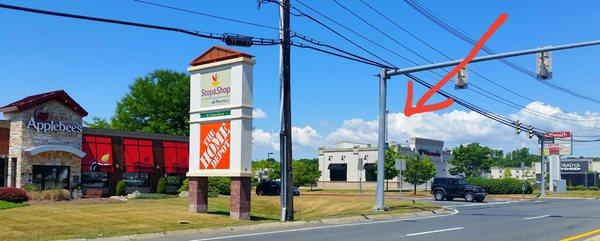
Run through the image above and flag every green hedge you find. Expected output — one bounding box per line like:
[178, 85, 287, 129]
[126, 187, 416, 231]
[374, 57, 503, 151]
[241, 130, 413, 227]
[157, 178, 167, 194]
[466, 177, 533, 194]
[209, 177, 230, 196]
[116, 180, 126, 196]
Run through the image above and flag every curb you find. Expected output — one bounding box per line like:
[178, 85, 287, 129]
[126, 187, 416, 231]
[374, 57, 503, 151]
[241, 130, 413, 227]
[59, 208, 450, 241]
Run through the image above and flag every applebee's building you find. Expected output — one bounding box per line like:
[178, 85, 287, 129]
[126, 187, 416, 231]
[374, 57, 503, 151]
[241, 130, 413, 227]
[0, 90, 189, 195]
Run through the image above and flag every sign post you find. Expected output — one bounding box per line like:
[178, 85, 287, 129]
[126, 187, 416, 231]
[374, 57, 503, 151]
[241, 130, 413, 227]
[520, 161, 525, 198]
[187, 46, 255, 220]
[357, 158, 364, 193]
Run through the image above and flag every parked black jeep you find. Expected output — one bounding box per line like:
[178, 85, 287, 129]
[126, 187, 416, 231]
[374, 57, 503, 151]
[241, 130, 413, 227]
[431, 177, 486, 202]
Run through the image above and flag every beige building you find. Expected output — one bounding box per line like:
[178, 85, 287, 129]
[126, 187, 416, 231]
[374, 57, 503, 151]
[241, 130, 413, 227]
[317, 137, 453, 190]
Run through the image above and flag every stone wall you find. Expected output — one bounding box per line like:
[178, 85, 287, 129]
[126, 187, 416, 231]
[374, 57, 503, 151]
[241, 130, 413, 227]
[5, 99, 83, 188]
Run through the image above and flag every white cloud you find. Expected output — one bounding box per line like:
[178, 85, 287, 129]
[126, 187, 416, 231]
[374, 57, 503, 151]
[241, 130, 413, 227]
[253, 108, 267, 119]
[251, 101, 600, 159]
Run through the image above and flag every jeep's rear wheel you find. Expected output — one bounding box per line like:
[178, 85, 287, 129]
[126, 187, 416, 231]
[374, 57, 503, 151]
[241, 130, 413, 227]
[464, 191, 475, 202]
[434, 190, 445, 201]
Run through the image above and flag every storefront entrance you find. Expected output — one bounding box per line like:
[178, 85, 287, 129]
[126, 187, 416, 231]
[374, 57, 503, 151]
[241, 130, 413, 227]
[32, 165, 70, 190]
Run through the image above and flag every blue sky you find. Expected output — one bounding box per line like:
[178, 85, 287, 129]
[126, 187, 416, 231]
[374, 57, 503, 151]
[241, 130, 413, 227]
[1, 1, 599, 160]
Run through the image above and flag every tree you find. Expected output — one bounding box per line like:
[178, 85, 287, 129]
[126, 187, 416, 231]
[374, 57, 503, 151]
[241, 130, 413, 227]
[251, 159, 280, 180]
[374, 149, 401, 191]
[88, 70, 190, 136]
[85, 116, 112, 129]
[496, 147, 539, 168]
[402, 155, 436, 195]
[450, 143, 494, 177]
[503, 168, 513, 178]
[292, 158, 321, 190]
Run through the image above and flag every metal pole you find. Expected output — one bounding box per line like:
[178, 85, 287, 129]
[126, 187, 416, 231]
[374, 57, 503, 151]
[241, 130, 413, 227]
[279, 0, 293, 221]
[375, 68, 388, 211]
[540, 136, 546, 197]
[386, 39, 600, 77]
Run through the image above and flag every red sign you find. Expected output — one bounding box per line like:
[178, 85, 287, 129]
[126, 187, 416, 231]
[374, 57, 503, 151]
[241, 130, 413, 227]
[199, 121, 231, 169]
[544, 132, 571, 138]
[548, 146, 560, 155]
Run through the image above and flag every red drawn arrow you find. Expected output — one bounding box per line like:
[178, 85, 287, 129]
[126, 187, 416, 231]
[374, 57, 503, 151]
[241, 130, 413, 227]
[404, 13, 508, 117]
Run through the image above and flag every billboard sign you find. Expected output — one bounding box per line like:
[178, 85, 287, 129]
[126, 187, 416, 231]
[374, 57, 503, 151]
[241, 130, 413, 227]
[560, 161, 589, 172]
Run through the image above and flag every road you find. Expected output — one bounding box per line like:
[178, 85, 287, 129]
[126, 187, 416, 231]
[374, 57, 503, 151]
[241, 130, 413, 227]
[147, 199, 600, 241]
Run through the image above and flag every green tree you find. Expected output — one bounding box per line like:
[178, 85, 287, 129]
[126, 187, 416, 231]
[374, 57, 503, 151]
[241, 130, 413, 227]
[252, 158, 280, 180]
[402, 155, 436, 195]
[85, 116, 112, 129]
[374, 149, 401, 191]
[503, 168, 513, 178]
[292, 158, 321, 190]
[450, 143, 494, 177]
[91, 70, 190, 136]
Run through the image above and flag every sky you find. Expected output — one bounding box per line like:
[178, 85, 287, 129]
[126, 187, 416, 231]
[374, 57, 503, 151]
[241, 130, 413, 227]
[0, 1, 599, 160]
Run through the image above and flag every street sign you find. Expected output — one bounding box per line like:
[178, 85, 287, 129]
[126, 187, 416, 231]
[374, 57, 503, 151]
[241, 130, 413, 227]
[541, 132, 572, 156]
[357, 158, 364, 171]
[395, 159, 406, 171]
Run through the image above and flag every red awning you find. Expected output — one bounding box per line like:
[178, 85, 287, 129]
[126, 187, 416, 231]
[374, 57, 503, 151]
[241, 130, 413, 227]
[163, 141, 189, 173]
[124, 138, 154, 173]
[82, 135, 113, 172]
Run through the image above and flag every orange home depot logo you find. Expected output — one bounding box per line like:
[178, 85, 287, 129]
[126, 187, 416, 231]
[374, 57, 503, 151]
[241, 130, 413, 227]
[199, 121, 231, 169]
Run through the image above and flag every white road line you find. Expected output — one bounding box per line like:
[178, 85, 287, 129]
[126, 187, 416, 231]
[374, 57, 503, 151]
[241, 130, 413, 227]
[442, 200, 519, 208]
[405, 227, 464, 237]
[523, 215, 550, 220]
[189, 208, 459, 241]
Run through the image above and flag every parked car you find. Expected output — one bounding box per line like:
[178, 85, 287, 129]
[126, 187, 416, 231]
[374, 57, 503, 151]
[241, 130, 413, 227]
[256, 180, 300, 196]
[430, 177, 486, 202]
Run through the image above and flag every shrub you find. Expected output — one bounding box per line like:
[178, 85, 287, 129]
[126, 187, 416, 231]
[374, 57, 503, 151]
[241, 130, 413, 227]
[0, 188, 28, 203]
[587, 186, 599, 191]
[28, 189, 71, 201]
[132, 193, 171, 199]
[157, 178, 167, 194]
[466, 177, 533, 194]
[23, 184, 39, 192]
[178, 178, 189, 193]
[116, 180, 126, 196]
[209, 177, 230, 196]
[567, 185, 586, 191]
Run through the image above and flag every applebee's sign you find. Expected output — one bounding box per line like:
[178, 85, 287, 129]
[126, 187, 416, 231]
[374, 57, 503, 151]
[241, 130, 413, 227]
[27, 108, 83, 133]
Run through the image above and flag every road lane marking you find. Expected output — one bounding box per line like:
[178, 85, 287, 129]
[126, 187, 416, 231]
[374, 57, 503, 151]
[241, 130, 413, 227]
[189, 208, 459, 241]
[405, 227, 464, 237]
[523, 215, 550, 220]
[560, 228, 600, 241]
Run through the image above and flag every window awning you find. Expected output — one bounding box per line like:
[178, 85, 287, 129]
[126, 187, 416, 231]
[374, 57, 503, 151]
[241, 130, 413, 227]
[26, 145, 86, 158]
[328, 163, 347, 170]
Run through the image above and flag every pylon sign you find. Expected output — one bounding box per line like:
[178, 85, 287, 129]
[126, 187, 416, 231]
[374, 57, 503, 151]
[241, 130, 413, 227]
[541, 131, 572, 156]
[187, 46, 255, 177]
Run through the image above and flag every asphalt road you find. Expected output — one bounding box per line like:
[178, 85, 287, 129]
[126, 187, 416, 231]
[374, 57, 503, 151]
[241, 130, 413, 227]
[147, 199, 600, 241]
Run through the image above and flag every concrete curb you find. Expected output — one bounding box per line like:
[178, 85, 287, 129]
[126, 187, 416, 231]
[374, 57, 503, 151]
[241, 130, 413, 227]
[59, 208, 450, 241]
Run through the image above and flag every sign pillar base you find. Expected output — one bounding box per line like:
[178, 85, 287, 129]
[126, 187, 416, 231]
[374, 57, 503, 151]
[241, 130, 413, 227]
[189, 177, 209, 213]
[230, 177, 251, 220]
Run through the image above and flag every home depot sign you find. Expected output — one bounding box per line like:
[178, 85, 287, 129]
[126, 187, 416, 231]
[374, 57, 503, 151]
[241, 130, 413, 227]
[187, 46, 254, 177]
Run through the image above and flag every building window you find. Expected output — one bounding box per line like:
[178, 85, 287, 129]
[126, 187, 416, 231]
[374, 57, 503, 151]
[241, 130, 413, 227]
[328, 163, 347, 181]
[163, 141, 189, 174]
[122, 173, 149, 187]
[124, 138, 154, 173]
[82, 135, 114, 172]
[364, 163, 376, 182]
[32, 165, 70, 190]
[81, 172, 109, 188]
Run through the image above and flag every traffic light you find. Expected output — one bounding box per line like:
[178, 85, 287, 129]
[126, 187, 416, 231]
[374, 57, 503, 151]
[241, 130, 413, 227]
[528, 125, 535, 139]
[515, 120, 522, 134]
[455, 65, 468, 89]
[223, 34, 254, 47]
[536, 51, 552, 79]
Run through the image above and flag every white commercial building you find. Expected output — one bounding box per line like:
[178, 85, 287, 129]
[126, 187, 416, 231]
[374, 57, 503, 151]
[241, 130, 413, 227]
[317, 137, 453, 190]
[486, 167, 534, 180]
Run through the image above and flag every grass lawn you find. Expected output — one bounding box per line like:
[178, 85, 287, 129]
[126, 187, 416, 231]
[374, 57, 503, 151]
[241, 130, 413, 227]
[0, 195, 438, 241]
[0, 200, 27, 210]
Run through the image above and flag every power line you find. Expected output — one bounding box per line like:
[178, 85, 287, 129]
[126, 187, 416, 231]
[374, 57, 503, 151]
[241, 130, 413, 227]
[403, 0, 600, 105]
[327, 0, 600, 129]
[0, 3, 281, 46]
[132, 0, 281, 31]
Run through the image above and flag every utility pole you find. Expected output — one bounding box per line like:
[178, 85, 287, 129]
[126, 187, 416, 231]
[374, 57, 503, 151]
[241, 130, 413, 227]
[539, 135, 546, 197]
[375, 68, 388, 211]
[279, 0, 294, 222]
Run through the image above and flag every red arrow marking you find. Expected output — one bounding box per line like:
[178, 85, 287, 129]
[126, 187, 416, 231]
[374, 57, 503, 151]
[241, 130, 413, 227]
[404, 13, 508, 117]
